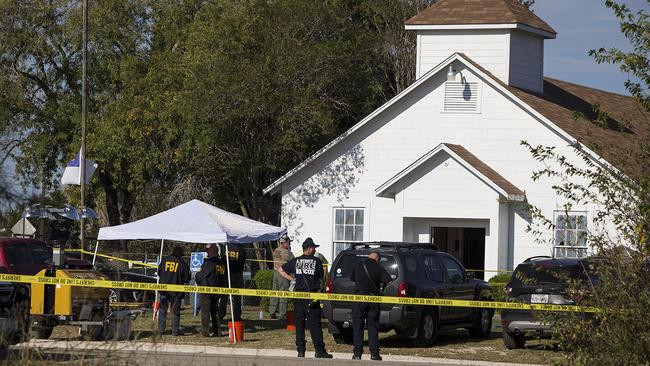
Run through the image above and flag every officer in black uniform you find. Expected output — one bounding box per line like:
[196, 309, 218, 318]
[157, 246, 191, 336]
[350, 251, 391, 360]
[279, 238, 333, 359]
[219, 243, 246, 321]
[195, 244, 226, 337]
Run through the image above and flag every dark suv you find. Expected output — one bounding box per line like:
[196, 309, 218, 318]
[501, 256, 599, 349]
[323, 242, 494, 346]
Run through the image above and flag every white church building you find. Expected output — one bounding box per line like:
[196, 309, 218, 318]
[263, 0, 642, 277]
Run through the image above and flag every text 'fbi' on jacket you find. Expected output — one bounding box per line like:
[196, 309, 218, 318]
[295, 258, 317, 275]
[164, 261, 179, 272]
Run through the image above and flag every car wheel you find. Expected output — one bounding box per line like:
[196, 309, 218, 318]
[502, 331, 525, 349]
[413, 310, 438, 347]
[332, 329, 354, 345]
[109, 289, 119, 303]
[469, 308, 493, 338]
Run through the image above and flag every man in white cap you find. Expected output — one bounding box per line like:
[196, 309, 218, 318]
[269, 234, 294, 319]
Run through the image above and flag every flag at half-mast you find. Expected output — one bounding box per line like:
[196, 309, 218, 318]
[61, 150, 98, 185]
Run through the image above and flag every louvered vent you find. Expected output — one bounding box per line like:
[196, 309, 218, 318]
[444, 81, 479, 112]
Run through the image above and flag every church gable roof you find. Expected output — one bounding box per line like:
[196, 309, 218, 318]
[264, 53, 645, 194]
[405, 0, 556, 36]
[375, 143, 525, 201]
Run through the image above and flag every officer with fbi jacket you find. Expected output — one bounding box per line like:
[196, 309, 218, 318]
[195, 244, 226, 337]
[157, 246, 191, 336]
[219, 243, 246, 321]
[278, 238, 333, 359]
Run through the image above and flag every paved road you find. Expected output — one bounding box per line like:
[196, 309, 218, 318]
[9, 349, 492, 366]
[9, 340, 540, 366]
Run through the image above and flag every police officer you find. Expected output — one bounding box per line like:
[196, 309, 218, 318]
[219, 243, 246, 321]
[350, 251, 391, 361]
[269, 234, 294, 319]
[278, 238, 333, 359]
[195, 244, 226, 337]
[157, 246, 191, 336]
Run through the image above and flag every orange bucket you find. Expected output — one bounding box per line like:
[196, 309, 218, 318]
[286, 311, 296, 331]
[228, 321, 245, 342]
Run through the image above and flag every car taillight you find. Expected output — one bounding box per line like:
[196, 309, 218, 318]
[325, 278, 333, 293]
[398, 282, 408, 297]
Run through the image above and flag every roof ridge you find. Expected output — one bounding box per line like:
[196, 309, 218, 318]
[544, 77, 635, 100]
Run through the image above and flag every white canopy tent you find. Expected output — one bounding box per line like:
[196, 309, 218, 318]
[96, 199, 287, 341]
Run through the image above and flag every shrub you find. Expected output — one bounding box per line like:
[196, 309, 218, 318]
[488, 272, 511, 302]
[254, 269, 274, 309]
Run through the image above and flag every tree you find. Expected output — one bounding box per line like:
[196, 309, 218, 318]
[142, 0, 388, 222]
[590, 0, 650, 111]
[357, 0, 435, 97]
[522, 1, 649, 364]
[0, 1, 160, 243]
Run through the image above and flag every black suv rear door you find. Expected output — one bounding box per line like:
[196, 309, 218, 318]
[422, 254, 454, 322]
[441, 255, 474, 321]
[330, 252, 399, 310]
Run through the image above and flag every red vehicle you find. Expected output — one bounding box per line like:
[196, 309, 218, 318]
[0, 237, 55, 275]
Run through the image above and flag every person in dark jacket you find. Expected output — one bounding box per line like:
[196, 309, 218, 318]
[195, 244, 226, 337]
[219, 243, 246, 321]
[350, 251, 391, 360]
[279, 238, 333, 359]
[157, 246, 191, 336]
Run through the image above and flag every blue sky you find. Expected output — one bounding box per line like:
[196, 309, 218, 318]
[535, 0, 646, 95]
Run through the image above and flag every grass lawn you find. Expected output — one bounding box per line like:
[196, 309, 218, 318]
[49, 308, 567, 365]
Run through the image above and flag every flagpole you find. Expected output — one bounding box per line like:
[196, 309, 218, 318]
[80, 0, 88, 256]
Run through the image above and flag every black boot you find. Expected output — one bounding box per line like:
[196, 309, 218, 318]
[370, 353, 382, 361]
[315, 351, 333, 359]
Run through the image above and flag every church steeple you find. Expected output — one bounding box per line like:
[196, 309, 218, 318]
[406, 0, 556, 93]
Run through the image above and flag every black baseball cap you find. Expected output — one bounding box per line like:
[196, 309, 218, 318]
[302, 237, 319, 249]
[279, 234, 292, 242]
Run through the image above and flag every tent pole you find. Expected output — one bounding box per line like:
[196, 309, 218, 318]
[154, 239, 165, 321]
[225, 243, 237, 343]
[92, 240, 99, 265]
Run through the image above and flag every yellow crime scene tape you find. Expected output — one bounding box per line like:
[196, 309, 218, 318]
[67, 249, 158, 268]
[0, 273, 598, 313]
[68, 250, 509, 274]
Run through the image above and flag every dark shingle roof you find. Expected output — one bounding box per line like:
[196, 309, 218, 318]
[458, 53, 648, 180]
[406, 0, 556, 35]
[444, 143, 525, 197]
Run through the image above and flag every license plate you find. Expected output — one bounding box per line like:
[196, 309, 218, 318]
[531, 294, 549, 304]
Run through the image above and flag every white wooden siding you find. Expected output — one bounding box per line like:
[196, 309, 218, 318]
[509, 30, 544, 92]
[280, 64, 598, 278]
[417, 29, 510, 82]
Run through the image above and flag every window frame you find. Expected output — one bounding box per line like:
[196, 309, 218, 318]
[423, 254, 445, 284]
[441, 255, 466, 285]
[332, 207, 366, 258]
[553, 210, 589, 258]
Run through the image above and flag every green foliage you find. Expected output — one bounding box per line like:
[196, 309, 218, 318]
[254, 269, 274, 309]
[520, 4, 650, 364]
[487, 273, 511, 302]
[589, 0, 650, 111]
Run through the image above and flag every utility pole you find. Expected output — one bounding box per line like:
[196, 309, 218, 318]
[80, 0, 88, 257]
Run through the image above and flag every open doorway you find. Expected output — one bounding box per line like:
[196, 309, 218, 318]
[431, 226, 485, 279]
